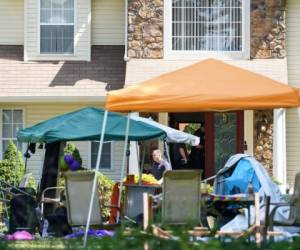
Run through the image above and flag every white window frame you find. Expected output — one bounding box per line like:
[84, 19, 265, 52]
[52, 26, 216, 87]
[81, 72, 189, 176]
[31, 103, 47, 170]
[88, 141, 114, 170]
[38, 0, 76, 55]
[0, 108, 25, 160]
[164, 0, 250, 60]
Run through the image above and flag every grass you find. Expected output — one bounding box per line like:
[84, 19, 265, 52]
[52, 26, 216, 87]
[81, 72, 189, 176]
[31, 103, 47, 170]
[0, 229, 300, 250]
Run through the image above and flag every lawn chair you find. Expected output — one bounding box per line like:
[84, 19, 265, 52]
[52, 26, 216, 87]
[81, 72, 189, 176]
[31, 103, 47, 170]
[64, 171, 101, 226]
[64, 171, 120, 229]
[269, 172, 300, 230]
[162, 170, 202, 225]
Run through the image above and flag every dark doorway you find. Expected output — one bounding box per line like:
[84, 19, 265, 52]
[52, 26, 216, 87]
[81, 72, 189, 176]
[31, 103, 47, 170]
[169, 111, 244, 178]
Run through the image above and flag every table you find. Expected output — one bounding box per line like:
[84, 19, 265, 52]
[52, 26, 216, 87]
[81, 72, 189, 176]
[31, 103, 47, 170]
[124, 183, 161, 220]
[202, 194, 255, 227]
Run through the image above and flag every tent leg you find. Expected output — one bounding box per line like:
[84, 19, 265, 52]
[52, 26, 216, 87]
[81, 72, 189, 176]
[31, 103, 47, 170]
[117, 113, 131, 222]
[139, 146, 145, 186]
[164, 141, 172, 169]
[83, 110, 108, 247]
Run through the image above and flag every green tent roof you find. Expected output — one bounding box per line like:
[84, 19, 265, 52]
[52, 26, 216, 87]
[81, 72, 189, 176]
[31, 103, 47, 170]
[17, 107, 166, 143]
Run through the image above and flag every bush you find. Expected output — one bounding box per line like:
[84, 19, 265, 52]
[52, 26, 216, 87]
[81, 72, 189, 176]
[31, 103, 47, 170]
[63, 143, 82, 166]
[27, 175, 37, 191]
[0, 141, 25, 186]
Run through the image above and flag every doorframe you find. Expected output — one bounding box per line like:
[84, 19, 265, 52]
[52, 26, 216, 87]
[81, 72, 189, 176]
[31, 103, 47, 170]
[205, 111, 244, 179]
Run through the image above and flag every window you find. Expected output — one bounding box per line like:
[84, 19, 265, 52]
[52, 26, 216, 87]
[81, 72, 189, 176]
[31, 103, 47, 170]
[166, 0, 249, 58]
[1, 110, 23, 158]
[40, 0, 74, 54]
[91, 141, 112, 169]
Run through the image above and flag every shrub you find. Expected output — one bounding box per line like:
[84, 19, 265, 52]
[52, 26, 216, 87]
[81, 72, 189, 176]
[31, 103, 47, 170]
[27, 175, 37, 191]
[0, 141, 25, 186]
[63, 143, 82, 166]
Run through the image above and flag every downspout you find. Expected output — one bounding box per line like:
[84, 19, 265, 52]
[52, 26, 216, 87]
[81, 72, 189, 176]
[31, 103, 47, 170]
[124, 0, 129, 62]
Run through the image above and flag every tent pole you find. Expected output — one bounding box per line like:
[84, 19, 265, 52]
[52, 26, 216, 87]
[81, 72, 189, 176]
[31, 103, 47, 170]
[117, 113, 131, 222]
[83, 110, 108, 247]
[164, 141, 172, 169]
[139, 146, 145, 186]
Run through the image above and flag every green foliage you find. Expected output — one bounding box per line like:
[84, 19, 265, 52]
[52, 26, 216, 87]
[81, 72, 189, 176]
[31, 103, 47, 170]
[97, 172, 114, 221]
[184, 123, 201, 135]
[63, 143, 83, 166]
[27, 175, 37, 191]
[0, 141, 25, 185]
[1, 229, 300, 250]
[58, 170, 114, 222]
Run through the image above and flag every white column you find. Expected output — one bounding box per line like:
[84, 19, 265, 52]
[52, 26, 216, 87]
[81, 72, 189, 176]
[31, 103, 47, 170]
[273, 108, 287, 192]
[158, 113, 169, 151]
[128, 113, 139, 175]
[244, 110, 254, 155]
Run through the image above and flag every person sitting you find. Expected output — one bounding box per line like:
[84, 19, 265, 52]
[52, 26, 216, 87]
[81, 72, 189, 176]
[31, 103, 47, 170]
[151, 149, 171, 184]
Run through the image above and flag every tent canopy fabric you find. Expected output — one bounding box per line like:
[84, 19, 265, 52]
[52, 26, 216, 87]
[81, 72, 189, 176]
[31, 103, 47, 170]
[17, 107, 166, 143]
[106, 59, 300, 112]
[131, 116, 200, 146]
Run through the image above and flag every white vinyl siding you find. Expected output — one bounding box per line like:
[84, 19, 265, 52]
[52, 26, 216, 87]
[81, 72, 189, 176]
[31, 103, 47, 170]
[24, 0, 91, 61]
[0, 0, 24, 45]
[286, 0, 300, 187]
[92, 0, 125, 45]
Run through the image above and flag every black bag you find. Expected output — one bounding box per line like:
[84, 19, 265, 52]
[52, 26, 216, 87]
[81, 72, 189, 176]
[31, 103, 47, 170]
[45, 207, 72, 237]
[9, 194, 39, 234]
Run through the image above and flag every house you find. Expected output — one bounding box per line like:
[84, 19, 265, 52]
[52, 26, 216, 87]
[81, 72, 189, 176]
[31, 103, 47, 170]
[0, 0, 294, 188]
[0, 0, 127, 181]
[124, 0, 288, 188]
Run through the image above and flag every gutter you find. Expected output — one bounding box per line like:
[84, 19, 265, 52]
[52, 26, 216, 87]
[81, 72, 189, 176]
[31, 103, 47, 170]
[0, 96, 106, 103]
[124, 0, 129, 62]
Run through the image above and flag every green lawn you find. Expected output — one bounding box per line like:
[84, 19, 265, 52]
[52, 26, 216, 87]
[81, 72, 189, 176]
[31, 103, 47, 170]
[0, 231, 299, 250]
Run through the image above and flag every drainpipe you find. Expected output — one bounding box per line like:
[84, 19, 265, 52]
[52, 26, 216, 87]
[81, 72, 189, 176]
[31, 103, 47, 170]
[124, 0, 129, 62]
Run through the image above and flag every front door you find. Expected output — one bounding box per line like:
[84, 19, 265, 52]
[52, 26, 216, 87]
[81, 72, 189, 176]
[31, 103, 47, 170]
[205, 111, 244, 178]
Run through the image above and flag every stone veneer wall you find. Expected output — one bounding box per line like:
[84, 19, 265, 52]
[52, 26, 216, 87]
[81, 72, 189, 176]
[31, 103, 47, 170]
[251, 0, 286, 59]
[128, 0, 163, 59]
[253, 110, 273, 175]
[127, 0, 286, 59]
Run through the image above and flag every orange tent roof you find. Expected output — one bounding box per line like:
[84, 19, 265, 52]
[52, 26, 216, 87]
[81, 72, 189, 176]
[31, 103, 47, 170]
[106, 59, 300, 112]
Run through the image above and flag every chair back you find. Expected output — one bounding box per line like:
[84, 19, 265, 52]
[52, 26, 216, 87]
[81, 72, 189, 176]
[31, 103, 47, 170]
[64, 171, 101, 226]
[289, 172, 300, 223]
[162, 170, 202, 225]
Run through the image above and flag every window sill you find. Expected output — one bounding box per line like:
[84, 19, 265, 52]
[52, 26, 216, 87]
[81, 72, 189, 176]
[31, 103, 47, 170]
[163, 51, 250, 61]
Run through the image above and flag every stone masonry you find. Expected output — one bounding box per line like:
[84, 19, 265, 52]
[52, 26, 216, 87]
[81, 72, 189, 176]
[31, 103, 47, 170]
[253, 110, 273, 175]
[251, 0, 286, 59]
[128, 0, 163, 59]
[127, 0, 286, 59]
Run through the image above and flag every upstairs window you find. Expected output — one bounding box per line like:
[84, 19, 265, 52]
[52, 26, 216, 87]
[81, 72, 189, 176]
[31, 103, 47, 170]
[40, 0, 74, 54]
[166, 0, 249, 58]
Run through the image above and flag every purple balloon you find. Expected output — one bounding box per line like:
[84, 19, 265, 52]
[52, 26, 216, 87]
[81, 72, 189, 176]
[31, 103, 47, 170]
[64, 154, 74, 164]
[69, 160, 80, 171]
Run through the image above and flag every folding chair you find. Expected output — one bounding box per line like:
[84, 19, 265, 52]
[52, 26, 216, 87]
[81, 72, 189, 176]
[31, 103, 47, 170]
[64, 171, 120, 229]
[162, 170, 202, 225]
[269, 172, 300, 230]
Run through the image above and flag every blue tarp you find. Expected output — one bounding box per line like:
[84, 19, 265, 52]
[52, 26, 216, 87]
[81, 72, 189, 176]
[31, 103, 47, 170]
[223, 158, 261, 195]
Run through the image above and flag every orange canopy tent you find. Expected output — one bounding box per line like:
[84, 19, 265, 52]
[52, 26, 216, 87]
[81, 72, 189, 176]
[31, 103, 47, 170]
[106, 59, 300, 112]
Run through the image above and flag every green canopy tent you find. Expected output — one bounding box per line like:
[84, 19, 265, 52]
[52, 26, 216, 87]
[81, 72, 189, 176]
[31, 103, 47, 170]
[17, 107, 166, 236]
[17, 107, 166, 143]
